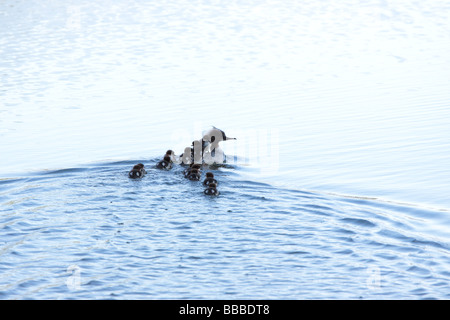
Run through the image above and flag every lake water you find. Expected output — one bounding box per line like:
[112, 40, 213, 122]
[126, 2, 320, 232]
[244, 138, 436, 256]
[1, 0, 449, 299]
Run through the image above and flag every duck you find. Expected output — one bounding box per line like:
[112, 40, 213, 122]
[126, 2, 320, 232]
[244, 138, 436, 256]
[202, 127, 236, 165]
[204, 182, 219, 196]
[129, 163, 146, 179]
[186, 168, 201, 181]
[156, 155, 173, 170]
[179, 127, 236, 165]
[203, 172, 218, 186]
[183, 163, 202, 178]
[165, 149, 177, 162]
[202, 126, 236, 144]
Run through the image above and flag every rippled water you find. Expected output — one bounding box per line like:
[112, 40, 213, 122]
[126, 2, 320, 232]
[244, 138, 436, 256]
[1, 0, 450, 299]
[1, 160, 449, 299]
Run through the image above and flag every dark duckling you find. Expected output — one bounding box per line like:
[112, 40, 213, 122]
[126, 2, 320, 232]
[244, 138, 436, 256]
[186, 168, 201, 181]
[165, 150, 177, 162]
[129, 163, 146, 179]
[183, 163, 202, 177]
[204, 182, 219, 196]
[203, 172, 218, 186]
[156, 155, 173, 170]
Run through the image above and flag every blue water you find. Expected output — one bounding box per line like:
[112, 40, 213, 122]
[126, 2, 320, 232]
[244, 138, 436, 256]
[1, 0, 450, 299]
[1, 160, 449, 299]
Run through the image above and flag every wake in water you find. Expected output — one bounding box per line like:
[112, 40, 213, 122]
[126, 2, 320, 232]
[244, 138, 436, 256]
[0, 159, 449, 299]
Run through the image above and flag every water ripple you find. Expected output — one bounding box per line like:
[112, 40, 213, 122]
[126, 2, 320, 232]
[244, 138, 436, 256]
[1, 0, 450, 299]
[0, 161, 448, 299]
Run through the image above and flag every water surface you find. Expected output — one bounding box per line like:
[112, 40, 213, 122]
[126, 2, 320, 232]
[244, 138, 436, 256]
[1, 160, 449, 299]
[1, 0, 450, 299]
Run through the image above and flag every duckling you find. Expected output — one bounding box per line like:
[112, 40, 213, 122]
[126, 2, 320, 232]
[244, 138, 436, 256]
[186, 168, 201, 181]
[165, 150, 177, 162]
[156, 155, 173, 170]
[183, 163, 202, 177]
[129, 163, 146, 179]
[204, 182, 219, 196]
[203, 172, 218, 186]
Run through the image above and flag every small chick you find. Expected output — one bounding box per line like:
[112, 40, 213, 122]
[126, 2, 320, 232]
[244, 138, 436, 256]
[184, 163, 202, 177]
[186, 168, 201, 181]
[204, 182, 219, 196]
[203, 172, 218, 186]
[129, 163, 146, 179]
[156, 155, 173, 170]
[165, 150, 177, 162]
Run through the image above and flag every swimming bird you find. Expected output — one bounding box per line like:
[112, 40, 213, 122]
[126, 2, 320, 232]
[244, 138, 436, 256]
[165, 150, 177, 162]
[156, 155, 173, 170]
[201, 127, 236, 165]
[204, 182, 219, 196]
[129, 163, 146, 178]
[203, 172, 218, 186]
[184, 163, 202, 178]
[202, 126, 236, 144]
[186, 168, 201, 181]
[180, 127, 236, 165]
